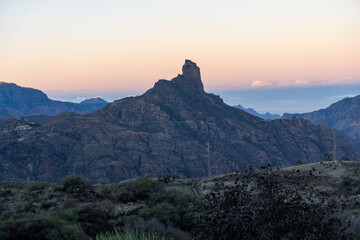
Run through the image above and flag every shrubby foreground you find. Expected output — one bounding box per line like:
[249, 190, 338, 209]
[0, 161, 359, 240]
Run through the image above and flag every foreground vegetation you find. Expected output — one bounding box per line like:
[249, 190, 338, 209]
[1, 161, 359, 240]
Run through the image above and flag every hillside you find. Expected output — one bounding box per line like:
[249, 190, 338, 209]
[0, 114, 52, 124]
[0, 82, 108, 117]
[0, 161, 359, 239]
[283, 95, 360, 144]
[0, 60, 359, 183]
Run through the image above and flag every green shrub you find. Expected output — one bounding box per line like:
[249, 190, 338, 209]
[27, 181, 48, 192]
[96, 230, 170, 240]
[62, 225, 89, 240]
[139, 190, 199, 230]
[100, 184, 113, 199]
[78, 204, 117, 238]
[104, 178, 199, 232]
[56, 208, 79, 222]
[158, 175, 172, 184]
[0, 209, 88, 240]
[63, 199, 78, 208]
[41, 200, 56, 210]
[107, 178, 161, 203]
[63, 175, 85, 189]
[127, 178, 160, 202]
[62, 175, 90, 195]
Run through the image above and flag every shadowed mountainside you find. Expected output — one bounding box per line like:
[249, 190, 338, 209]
[0, 82, 108, 118]
[283, 95, 360, 144]
[0, 60, 359, 183]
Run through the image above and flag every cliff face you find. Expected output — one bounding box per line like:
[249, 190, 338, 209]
[283, 96, 360, 144]
[1, 60, 359, 183]
[0, 82, 108, 117]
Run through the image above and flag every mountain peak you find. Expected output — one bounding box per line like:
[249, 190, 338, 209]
[182, 59, 201, 79]
[80, 97, 108, 105]
[2, 60, 360, 183]
[171, 60, 204, 91]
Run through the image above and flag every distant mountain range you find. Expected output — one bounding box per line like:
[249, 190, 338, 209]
[233, 104, 280, 120]
[1, 60, 358, 183]
[283, 95, 360, 144]
[0, 82, 108, 122]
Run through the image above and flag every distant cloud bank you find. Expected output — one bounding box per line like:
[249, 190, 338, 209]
[250, 77, 359, 89]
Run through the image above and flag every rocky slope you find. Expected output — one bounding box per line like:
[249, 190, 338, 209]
[0, 82, 108, 117]
[0, 60, 359, 183]
[0, 114, 52, 124]
[282, 95, 360, 144]
[233, 104, 280, 120]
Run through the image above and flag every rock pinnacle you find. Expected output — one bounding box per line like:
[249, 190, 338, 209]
[172, 59, 204, 91]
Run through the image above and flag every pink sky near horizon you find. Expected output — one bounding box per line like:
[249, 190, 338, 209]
[0, 0, 359, 93]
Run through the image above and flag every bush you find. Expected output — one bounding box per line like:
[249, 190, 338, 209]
[193, 168, 349, 240]
[78, 204, 117, 238]
[125, 178, 160, 202]
[61, 225, 90, 240]
[124, 217, 188, 240]
[158, 175, 174, 184]
[62, 175, 92, 196]
[140, 190, 199, 230]
[96, 230, 170, 240]
[27, 181, 48, 192]
[105, 178, 198, 238]
[107, 178, 161, 203]
[0, 209, 88, 240]
[62, 175, 85, 190]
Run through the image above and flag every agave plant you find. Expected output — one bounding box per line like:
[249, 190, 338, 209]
[96, 230, 170, 240]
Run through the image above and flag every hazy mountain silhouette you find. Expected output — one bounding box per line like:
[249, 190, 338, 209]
[233, 104, 280, 120]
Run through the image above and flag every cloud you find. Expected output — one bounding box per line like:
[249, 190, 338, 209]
[250, 80, 278, 88]
[318, 77, 359, 86]
[73, 97, 87, 103]
[325, 94, 357, 101]
[250, 77, 360, 89]
[294, 80, 310, 85]
[250, 79, 315, 88]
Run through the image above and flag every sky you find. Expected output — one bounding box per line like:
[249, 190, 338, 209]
[0, 0, 359, 114]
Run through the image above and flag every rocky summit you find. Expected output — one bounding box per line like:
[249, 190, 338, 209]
[0, 60, 359, 183]
[172, 59, 204, 91]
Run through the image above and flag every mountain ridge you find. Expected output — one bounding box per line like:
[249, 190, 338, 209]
[1, 60, 359, 183]
[0, 82, 109, 117]
[282, 95, 360, 144]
